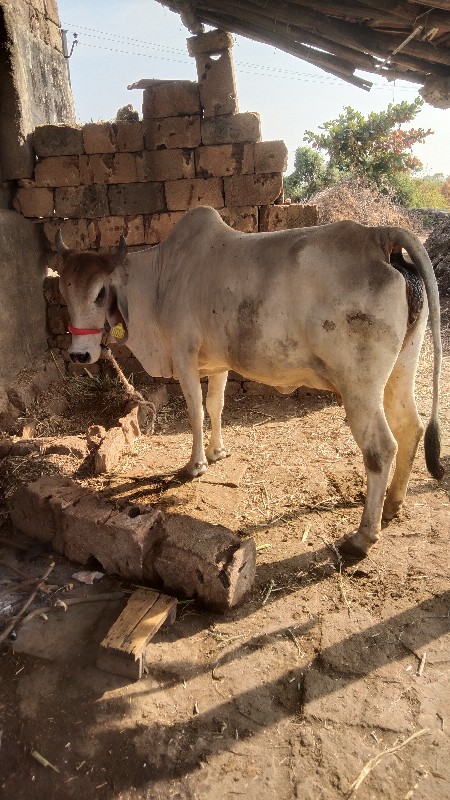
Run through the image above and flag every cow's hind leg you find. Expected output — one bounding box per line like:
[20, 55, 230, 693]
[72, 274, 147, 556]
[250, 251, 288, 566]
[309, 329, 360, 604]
[205, 372, 228, 463]
[340, 396, 397, 557]
[383, 337, 425, 521]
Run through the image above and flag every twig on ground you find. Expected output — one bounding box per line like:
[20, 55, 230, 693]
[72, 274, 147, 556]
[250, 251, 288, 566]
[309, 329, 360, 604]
[417, 651, 427, 676]
[0, 561, 55, 644]
[20, 591, 125, 625]
[346, 728, 430, 797]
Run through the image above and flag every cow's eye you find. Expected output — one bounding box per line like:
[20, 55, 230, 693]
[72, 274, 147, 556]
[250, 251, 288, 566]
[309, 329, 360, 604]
[95, 287, 106, 304]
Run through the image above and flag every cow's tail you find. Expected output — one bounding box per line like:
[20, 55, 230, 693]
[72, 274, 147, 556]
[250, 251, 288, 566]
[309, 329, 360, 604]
[387, 227, 444, 480]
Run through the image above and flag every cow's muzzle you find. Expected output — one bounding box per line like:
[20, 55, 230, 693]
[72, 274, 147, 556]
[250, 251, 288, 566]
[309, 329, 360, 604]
[70, 351, 92, 364]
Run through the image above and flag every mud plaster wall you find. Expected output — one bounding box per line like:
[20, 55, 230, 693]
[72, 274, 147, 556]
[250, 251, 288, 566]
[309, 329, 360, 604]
[7, 27, 317, 388]
[0, 0, 74, 388]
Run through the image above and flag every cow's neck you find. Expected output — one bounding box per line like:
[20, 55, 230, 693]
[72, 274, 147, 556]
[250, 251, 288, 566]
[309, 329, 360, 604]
[117, 246, 174, 379]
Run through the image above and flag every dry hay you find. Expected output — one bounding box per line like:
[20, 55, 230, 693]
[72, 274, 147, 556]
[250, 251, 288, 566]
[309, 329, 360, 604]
[424, 216, 450, 296]
[310, 178, 426, 233]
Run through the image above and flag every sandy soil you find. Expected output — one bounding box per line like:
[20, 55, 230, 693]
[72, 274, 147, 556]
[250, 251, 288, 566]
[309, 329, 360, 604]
[0, 303, 449, 800]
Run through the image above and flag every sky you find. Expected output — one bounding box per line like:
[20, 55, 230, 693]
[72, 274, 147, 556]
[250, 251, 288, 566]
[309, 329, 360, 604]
[58, 0, 450, 177]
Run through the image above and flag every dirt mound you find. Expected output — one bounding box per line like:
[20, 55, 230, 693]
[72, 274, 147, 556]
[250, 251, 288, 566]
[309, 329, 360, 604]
[425, 216, 450, 296]
[310, 178, 425, 232]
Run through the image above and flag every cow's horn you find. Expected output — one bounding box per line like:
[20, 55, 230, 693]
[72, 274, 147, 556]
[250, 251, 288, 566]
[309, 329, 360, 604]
[55, 229, 69, 253]
[115, 235, 128, 264]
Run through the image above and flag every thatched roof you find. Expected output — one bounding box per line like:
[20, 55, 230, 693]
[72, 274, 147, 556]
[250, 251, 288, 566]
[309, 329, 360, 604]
[157, 1, 450, 108]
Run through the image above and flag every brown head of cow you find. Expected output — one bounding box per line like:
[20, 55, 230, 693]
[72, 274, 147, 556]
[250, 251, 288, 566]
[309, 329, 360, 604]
[55, 231, 128, 364]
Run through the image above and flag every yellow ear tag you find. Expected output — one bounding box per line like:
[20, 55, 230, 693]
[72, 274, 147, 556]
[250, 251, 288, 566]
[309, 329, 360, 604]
[111, 322, 126, 339]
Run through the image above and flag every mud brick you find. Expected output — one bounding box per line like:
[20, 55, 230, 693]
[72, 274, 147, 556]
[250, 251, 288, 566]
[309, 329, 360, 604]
[115, 120, 144, 152]
[144, 211, 185, 244]
[143, 116, 201, 150]
[165, 177, 224, 211]
[224, 173, 283, 207]
[254, 141, 288, 174]
[79, 153, 137, 185]
[143, 81, 200, 119]
[201, 113, 261, 146]
[88, 216, 145, 248]
[195, 49, 238, 117]
[195, 143, 254, 178]
[259, 204, 318, 232]
[47, 304, 69, 336]
[136, 150, 195, 182]
[108, 182, 165, 215]
[55, 185, 109, 218]
[43, 275, 65, 305]
[34, 124, 84, 157]
[83, 122, 116, 154]
[13, 187, 54, 217]
[187, 30, 234, 55]
[43, 218, 90, 250]
[219, 206, 258, 233]
[35, 155, 80, 187]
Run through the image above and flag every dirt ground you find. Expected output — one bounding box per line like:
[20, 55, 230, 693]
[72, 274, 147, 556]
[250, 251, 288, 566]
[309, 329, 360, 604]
[0, 303, 449, 800]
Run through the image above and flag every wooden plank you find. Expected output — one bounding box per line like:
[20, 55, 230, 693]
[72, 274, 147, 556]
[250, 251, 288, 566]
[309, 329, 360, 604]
[97, 588, 177, 680]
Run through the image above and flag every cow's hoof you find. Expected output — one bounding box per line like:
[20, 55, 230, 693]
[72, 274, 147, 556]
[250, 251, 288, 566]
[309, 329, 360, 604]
[206, 446, 227, 463]
[382, 499, 403, 521]
[184, 460, 208, 478]
[337, 534, 372, 559]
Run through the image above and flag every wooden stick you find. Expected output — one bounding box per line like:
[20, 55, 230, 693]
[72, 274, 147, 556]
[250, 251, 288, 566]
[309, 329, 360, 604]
[20, 591, 125, 625]
[347, 728, 430, 797]
[0, 561, 55, 644]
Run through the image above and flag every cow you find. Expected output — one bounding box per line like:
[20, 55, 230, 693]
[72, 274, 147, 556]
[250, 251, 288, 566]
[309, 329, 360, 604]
[55, 205, 444, 557]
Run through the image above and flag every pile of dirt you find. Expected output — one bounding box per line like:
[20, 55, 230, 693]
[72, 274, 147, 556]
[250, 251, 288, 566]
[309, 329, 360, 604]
[310, 178, 425, 232]
[424, 216, 450, 296]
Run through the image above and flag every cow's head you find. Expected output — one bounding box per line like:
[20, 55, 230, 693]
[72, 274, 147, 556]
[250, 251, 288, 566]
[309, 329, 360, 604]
[55, 231, 128, 364]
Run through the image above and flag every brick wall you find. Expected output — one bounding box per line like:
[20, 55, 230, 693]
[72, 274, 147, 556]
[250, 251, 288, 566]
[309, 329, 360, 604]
[14, 28, 318, 388]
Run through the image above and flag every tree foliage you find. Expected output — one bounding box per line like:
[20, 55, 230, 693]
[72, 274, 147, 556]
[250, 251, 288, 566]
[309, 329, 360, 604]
[290, 98, 434, 202]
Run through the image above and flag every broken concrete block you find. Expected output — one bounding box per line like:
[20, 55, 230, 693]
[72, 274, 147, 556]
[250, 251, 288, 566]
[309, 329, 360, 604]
[9, 475, 256, 609]
[94, 426, 126, 474]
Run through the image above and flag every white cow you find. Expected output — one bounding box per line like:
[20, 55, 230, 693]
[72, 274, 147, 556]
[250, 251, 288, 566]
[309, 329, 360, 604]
[55, 206, 444, 556]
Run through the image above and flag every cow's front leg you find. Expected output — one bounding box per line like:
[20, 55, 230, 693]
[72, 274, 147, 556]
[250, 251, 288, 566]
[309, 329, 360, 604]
[176, 365, 208, 477]
[205, 372, 228, 463]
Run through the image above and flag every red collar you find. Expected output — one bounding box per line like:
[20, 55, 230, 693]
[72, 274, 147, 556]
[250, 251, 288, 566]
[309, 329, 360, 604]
[68, 323, 103, 335]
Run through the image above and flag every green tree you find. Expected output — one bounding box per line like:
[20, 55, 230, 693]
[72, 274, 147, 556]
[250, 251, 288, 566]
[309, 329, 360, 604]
[284, 146, 338, 200]
[304, 98, 433, 198]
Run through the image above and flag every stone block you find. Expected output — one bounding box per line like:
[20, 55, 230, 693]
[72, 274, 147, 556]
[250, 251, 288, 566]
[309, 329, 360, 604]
[9, 474, 256, 609]
[35, 155, 80, 187]
[43, 275, 65, 305]
[224, 173, 283, 207]
[196, 49, 238, 117]
[34, 124, 84, 157]
[187, 30, 234, 55]
[142, 81, 200, 119]
[143, 116, 201, 150]
[79, 153, 137, 184]
[254, 140, 288, 174]
[165, 177, 224, 211]
[108, 182, 165, 216]
[88, 216, 145, 248]
[136, 149, 195, 182]
[259, 204, 318, 231]
[13, 187, 54, 217]
[95, 427, 127, 474]
[219, 206, 258, 233]
[144, 211, 185, 244]
[115, 120, 144, 152]
[54, 185, 109, 218]
[44, 0, 60, 25]
[83, 122, 116, 154]
[201, 112, 261, 145]
[43, 218, 90, 250]
[195, 143, 254, 178]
